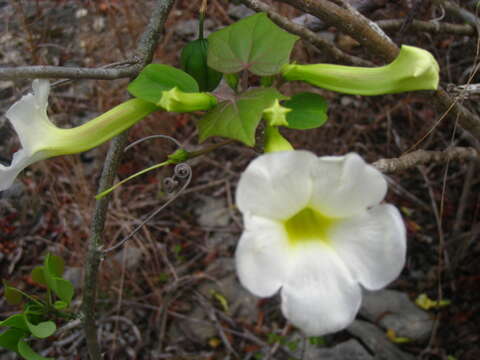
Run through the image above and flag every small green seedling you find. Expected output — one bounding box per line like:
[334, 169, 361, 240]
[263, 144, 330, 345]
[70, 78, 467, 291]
[0, 253, 76, 360]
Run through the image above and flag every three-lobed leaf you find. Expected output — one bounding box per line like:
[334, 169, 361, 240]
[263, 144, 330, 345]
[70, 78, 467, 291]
[207, 13, 299, 76]
[282, 92, 328, 130]
[198, 87, 286, 146]
[128, 64, 199, 105]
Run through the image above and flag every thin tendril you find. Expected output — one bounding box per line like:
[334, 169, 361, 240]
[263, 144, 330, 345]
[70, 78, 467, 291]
[101, 163, 192, 254]
[124, 134, 182, 152]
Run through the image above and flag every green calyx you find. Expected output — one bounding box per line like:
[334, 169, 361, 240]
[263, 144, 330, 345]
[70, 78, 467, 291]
[281, 45, 440, 95]
[264, 125, 293, 153]
[263, 99, 291, 127]
[284, 207, 336, 246]
[157, 87, 217, 112]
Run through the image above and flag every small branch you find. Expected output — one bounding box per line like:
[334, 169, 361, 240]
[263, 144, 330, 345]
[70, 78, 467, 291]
[433, 0, 480, 28]
[238, 0, 372, 66]
[0, 64, 140, 80]
[372, 147, 479, 173]
[82, 132, 130, 360]
[277, 0, 398, 62]
[81, 1, 174, 359]
[377, 19, 476, 36]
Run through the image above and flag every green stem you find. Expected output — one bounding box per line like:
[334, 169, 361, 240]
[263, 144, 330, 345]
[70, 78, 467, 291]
[95, 160, 172, 199]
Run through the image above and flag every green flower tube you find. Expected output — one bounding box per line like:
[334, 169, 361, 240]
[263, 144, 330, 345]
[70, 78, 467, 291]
[281, 45, 439, 95]
[264, 125, 293, 153]
[1, 80, 158, 191]
[157, 86, 217, 112]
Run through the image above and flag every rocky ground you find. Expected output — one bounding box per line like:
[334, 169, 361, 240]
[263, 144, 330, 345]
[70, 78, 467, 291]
[1, 0, 480, 359]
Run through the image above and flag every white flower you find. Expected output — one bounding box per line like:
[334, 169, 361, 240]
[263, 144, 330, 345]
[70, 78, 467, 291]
[235, 151, 406, 335]
[1, 80, 158, 192]
[1, 79, 62, 191]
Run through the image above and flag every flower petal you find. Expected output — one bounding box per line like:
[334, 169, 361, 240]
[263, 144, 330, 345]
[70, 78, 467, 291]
[236, 151, 316, 220]
[280, 243, 362, 335]
[330, 204, 406, 290]
[5, 79, 57, 154]
[235, 215, 291, 297]
[310, 153, 387, 217]
[1, 80, 55, 191]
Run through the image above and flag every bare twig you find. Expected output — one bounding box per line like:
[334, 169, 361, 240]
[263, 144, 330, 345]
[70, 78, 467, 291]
[372, 147, 479, 173]
[377, 19, 476, 36]
[238, 0, 372, 66]
[81, 1, 174, 359]
[277, 0, 398, 61]
[433, 0, 480, 28]
[0, 63, 140, 80]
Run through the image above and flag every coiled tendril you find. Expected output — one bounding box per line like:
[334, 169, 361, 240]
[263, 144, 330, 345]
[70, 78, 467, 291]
[102, 135, 192, 254]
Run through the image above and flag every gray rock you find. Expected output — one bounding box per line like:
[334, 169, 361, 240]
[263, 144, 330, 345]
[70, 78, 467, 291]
[228, 4, 255, 20]
[292, 14, 325, 31]
[195, 197, 230, 228]
[174, 19, 215, 40]
[174, 258, 258, 343]
[63, 267, 83, 289]
[348, 320, 415, 360]
[360, 289, 433, 341]
[290, 337, 373, 360]
[108, 246, 143, 270]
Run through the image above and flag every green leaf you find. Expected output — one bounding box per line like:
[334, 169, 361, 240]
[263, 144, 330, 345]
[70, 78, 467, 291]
[128, 64, 199, 104]
[181, 38, 223, 92]
[45, 254, 64, 277]
[198, 87, 285, 146]
[3, 281, 23, 305]
[43, 254, 74, 304]
[53, 301, 67, 310]
[24, 316, 56, 339]
[0, 328, 28, 353]
[52, 278, 74, 304]
[0, 314, 28, 331]
[207, 13, 299, 76]
[31, 267, 47, 286]
[18, 340, 53, 360]
[282, 92, 328, 129]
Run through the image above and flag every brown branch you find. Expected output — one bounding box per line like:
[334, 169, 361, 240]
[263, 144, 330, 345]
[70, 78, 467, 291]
[0, 63, 140, 80]
[239, 0, 372, 66]
[81, 1, 174, 359]
[372, 147, 479, 173]
[432, 0, 480, 27]
[277, 0, 398, 62]
[275, 0, 480, 142]
[377, 19, 476, 36]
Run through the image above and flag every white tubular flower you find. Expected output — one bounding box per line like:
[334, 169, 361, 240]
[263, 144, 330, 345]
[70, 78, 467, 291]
[1, 80, 157, 192]
[235, 151, 406, 336]
[1, 80, 59, 191]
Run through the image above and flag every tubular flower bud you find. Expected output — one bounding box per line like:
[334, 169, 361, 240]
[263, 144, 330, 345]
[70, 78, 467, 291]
[281, 45, 439, 95]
